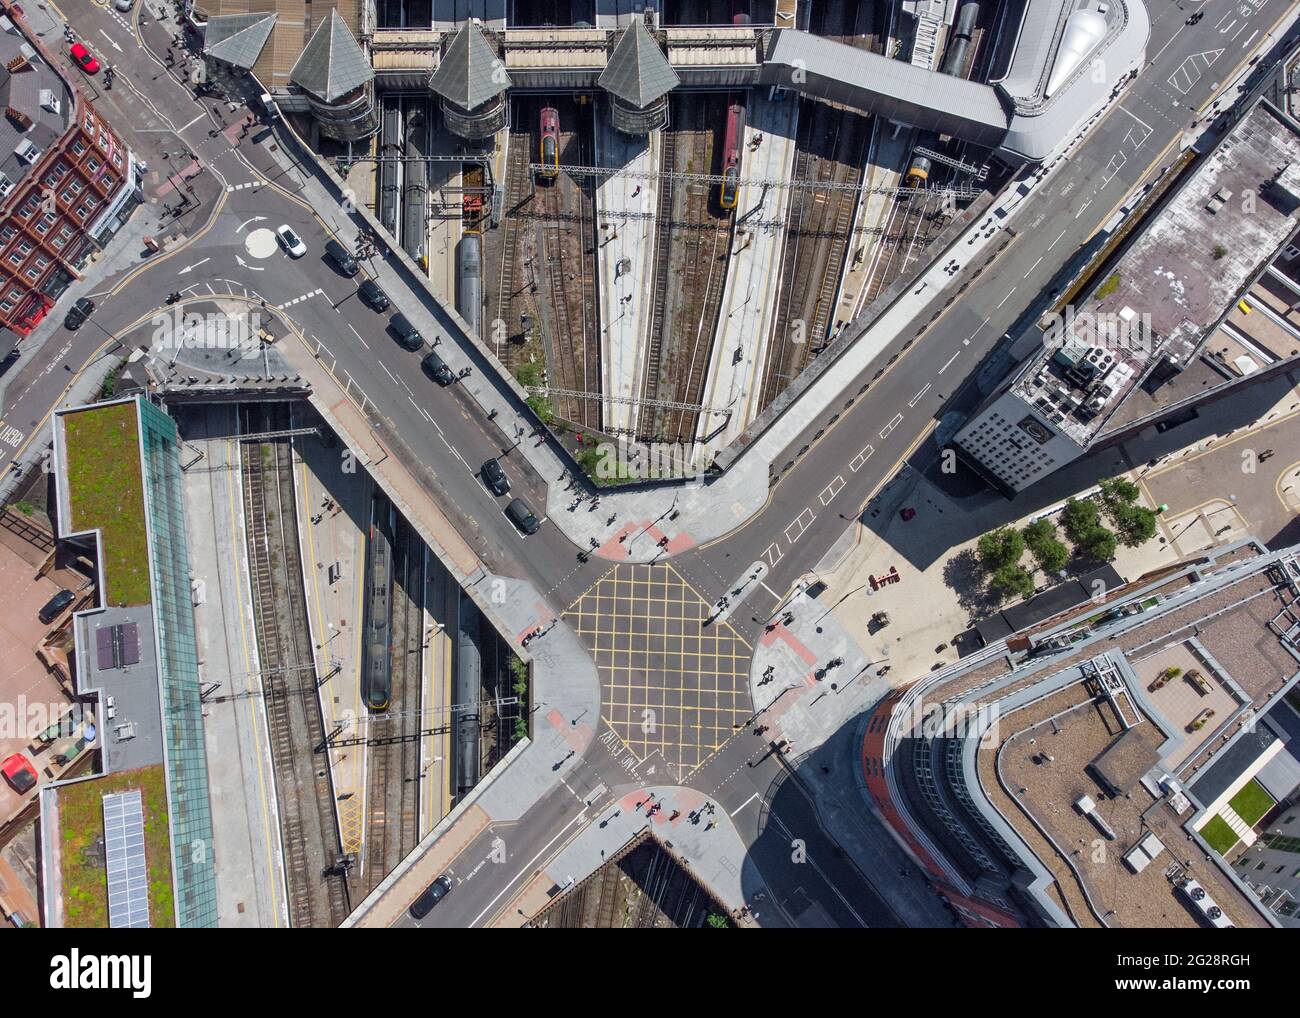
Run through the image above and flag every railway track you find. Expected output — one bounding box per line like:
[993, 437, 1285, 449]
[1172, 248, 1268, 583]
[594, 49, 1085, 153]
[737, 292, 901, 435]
[240, 406, 350, 928]
[361, 514, 424, 895]
[642, 127, 678, 419]
[532, 99, 596, 428]
[652, 93, 732, 445]
[493, 114, 533, 370]
[760, 100, 870, 413]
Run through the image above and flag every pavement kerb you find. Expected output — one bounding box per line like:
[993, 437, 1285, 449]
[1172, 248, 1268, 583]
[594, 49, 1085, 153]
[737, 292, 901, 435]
[1, 294, 209, 487]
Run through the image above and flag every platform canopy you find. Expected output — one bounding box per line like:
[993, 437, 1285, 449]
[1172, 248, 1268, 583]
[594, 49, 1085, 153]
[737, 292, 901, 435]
[290, 9, 373, 103]
[428, 20, 511, 110]
[597, 17, 679, 108]
[203, 12, 277, 71]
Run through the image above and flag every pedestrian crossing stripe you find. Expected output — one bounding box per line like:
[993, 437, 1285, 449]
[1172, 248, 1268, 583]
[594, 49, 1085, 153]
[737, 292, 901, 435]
[225, 181, 265, 192]
[278, 289, 323, 309]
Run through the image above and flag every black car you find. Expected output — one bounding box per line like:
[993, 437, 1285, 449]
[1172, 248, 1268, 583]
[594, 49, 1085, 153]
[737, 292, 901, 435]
[408, 875, 453, 919]
[358, 279, 390, 312]
[480, 458, 510, 497]
[64, 297, 95, 330]
[389, 312, 423, 351]
[38, 589, 75, 624]
[421, 350, 455, 386]
[324, 238, 359, 276]
[505, 498, 541, 535]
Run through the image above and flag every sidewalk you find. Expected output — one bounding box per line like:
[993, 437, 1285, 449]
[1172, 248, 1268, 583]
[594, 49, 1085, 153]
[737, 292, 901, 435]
[502, 785, 766, 927]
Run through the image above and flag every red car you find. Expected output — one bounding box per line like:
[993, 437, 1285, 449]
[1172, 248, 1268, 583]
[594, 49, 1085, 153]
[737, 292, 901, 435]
[1, 753, 37, 794]
[70, 42, 100, 74]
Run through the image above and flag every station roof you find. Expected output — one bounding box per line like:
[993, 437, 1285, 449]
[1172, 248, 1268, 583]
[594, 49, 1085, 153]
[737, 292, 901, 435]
[290, 10, 373, 103]
[428, 20, 510, 110]
[598, 18, 679, 108]
[203, 12, 277, 71]
[761, 29, 1008, 146]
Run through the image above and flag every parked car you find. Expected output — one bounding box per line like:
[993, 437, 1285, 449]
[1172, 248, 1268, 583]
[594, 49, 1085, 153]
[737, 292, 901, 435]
[480, 458, 510, 497]
[358, 279, 390, 312]
[69, 42, 99, 74]
[421, 350, 455, 386]
[506, 498, 541, 535]
[1, 754, 37, 795]
[38, 589, 75, 624]
[324, 238, 358, 276]
[408, 874, 453, 919]
[64, 297, 94, 330]
[276, 225, 307, 258]
[389, 312, 423, 351]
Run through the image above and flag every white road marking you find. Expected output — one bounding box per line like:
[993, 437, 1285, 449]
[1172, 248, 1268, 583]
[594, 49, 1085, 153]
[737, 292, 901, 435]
[848, 444, 874, 472]
[818, 475, 845, 506]
[908, 383, 931, 408]
[879, 413, 902, 440]
[178, 113, 205, 132]
[938, 350, 961, 374]
[1048, 228, 1068, 250]
[731, 792, 760, 816]
[995, 287, 1016, 308]
[783, 508, 815, 545]
[763, 542, 783, 567]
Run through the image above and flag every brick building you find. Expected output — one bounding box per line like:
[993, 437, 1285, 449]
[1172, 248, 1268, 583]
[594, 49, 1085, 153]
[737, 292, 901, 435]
[0, 9, 139, 336]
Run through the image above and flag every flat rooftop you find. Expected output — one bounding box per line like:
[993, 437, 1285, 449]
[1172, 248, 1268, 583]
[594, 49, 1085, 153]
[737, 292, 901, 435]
[73, 605, 163, 774]
[1012, 100, 1300, 447]
[893, 542, 1300, 926]
[51, 764, 174, 928]
[58, 401, 152, 608]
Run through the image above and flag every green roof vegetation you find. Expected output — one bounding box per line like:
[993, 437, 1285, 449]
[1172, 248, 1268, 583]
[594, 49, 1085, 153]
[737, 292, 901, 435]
[1200, 815, 1239, 856]
[1228, 779, 1275, 828]
[63, 402, 152, 607]
[57, 765, 175, 928]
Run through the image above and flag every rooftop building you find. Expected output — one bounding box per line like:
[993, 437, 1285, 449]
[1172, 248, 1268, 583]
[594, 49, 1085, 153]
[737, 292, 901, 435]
[38, 396, 217, 928]
[863, 539, 1300, 927]
[953, 96, 1300, 495]
[0, 9, 138, 336]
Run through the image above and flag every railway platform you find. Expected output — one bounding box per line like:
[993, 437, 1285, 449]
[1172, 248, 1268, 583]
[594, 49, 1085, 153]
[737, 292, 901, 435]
[833, 127, 912, 329]
[177, 404, 288, 928]
[422, 122, 467, 307]
[694, 93, 799, 464]
[290, 428, 371, 858]
[596, 121, 661, 438]
[422, 554, 458, 833]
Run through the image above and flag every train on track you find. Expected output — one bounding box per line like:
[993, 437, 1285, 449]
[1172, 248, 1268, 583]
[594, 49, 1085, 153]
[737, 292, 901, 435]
[362, 512, 394, 713]
[538, 106, 560, 179]
[719, 102, 745, 211]
[456, 234, 482, 338]
[905, 1, 980, 185]
[455, 602, 483, 798]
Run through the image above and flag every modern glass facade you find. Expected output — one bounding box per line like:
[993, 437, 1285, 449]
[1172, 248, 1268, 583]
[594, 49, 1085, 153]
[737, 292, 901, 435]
[137, 397, 218, 928]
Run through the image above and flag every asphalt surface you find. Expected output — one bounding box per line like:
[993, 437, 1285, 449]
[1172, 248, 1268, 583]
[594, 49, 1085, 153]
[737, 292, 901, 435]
[4, 0, 1296, 927]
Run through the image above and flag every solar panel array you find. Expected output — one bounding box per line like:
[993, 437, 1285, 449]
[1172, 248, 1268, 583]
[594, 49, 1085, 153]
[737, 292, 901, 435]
[95, 623, 141, 670]
[103, 789, 151, 928]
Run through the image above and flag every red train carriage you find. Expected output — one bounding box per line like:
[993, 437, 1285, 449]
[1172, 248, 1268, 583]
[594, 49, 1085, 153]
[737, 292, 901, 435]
[719, 102, 745, 210]
[538, 106, 560, 179]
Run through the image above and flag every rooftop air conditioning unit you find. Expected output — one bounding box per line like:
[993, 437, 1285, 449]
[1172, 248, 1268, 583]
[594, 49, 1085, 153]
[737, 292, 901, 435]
[14, 138, 40, 163]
